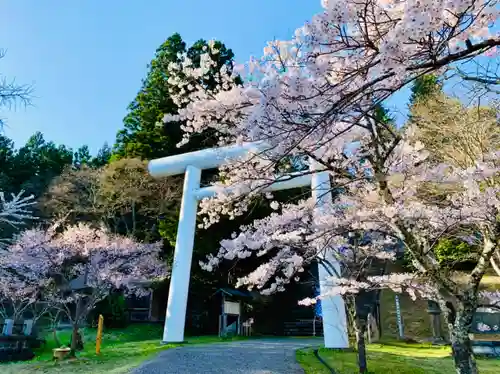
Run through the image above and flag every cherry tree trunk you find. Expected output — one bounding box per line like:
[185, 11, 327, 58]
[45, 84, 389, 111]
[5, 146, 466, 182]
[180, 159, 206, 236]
[52, 328, 61, 347]
[354, 316, 368, 374]
[70, 299, 84, 357]
[351, 291, 374, 374]
[70, 323, 79, 357]
[450, 305, 478, 374]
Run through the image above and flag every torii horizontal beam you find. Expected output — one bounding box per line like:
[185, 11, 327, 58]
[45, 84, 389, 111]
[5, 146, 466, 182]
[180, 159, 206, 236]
[148, 141, 267, 178]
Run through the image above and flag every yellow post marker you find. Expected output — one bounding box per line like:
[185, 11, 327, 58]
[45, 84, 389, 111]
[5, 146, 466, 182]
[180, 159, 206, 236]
[96, 314, 104, 355]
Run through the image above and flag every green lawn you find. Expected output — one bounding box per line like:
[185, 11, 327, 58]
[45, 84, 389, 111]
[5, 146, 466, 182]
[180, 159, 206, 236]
[1, 324, 248, 374]
[297, 341, 500, 374]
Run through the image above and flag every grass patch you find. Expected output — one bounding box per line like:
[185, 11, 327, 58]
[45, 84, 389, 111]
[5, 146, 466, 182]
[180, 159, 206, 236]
[297, 341, 500, 374]
[0, 324, 249, 373]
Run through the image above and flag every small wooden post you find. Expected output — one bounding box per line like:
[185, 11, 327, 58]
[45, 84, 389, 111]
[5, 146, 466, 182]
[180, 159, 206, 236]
[96, 315, 104, 355]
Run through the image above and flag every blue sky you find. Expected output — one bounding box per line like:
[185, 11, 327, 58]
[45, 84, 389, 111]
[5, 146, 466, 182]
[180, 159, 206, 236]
[0, 1, 324, 153]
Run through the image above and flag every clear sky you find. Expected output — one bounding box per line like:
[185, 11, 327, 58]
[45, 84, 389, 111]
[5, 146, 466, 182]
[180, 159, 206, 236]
[1, 0, 324, 153]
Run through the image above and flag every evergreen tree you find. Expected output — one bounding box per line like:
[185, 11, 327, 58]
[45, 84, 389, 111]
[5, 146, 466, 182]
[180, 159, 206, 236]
[90, 143, 112, 168]
[11, 132, 73, 197]
[73, 145, 92, 168]
[409, 74, 442, 105]
[113, 34, 237, 160]
[0, 135, 16, 191]
[112, 33, 242, 295]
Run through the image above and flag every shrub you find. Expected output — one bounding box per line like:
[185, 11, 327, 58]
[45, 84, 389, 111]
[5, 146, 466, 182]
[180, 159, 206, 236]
[90, 291, 129, 328]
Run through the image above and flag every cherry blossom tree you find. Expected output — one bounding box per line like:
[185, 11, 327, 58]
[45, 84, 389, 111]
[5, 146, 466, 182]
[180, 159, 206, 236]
[161, 1, 499, 373]
[2, 223, 167, 355]
[0, 266, 53, 323]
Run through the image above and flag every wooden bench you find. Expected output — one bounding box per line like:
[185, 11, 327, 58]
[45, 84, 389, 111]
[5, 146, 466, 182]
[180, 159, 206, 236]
[470, 310, 500, 357]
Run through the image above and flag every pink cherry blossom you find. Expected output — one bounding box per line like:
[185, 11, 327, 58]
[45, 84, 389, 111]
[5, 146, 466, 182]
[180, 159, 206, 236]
[0, 223, 168, 325]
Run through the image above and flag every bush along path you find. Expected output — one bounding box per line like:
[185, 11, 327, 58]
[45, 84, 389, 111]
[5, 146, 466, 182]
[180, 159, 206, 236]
[134, 338, 322, 374]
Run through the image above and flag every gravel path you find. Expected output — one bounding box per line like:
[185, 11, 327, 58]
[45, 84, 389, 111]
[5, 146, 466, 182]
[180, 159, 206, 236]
[133, 338, 322, 374]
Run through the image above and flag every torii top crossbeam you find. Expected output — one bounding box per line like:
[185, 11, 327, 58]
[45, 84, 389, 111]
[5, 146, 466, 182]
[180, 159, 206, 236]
[148, 141, 267, 178]
[148, 141, 314, 199]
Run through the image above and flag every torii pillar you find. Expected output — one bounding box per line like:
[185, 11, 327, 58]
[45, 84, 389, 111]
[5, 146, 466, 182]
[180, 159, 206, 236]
[148, 143, 348, 347]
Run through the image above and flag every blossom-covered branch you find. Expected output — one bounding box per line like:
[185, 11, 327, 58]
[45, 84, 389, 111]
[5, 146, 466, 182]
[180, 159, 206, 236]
[163, 0, 499, 228]
[0, 190, 36, 248]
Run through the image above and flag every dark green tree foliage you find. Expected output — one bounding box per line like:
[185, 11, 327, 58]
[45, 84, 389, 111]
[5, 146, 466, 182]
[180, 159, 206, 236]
[0, 130, 108, 228]
[12, 133, 74, 225]
[91, 143, 112, 168]
[0, 135, 21, 241]
[11, 132, 73, 197]
[113, 34, 185, 160]
[113, 34, 237, 160]
[73, 143, 111, 169]
[373, 104, 394, 124]
[89, 291, 128, 328]
[409, 74, 442, 105]
[73, 145, 92, 169]
[0, 134, 16, 189]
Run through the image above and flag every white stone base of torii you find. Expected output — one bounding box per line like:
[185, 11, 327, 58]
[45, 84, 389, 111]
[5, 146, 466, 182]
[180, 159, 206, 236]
[148, 142, 349, 348]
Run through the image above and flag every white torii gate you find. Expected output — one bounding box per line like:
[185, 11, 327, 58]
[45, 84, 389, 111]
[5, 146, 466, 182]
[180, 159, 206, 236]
[148, 142, 349, 348]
